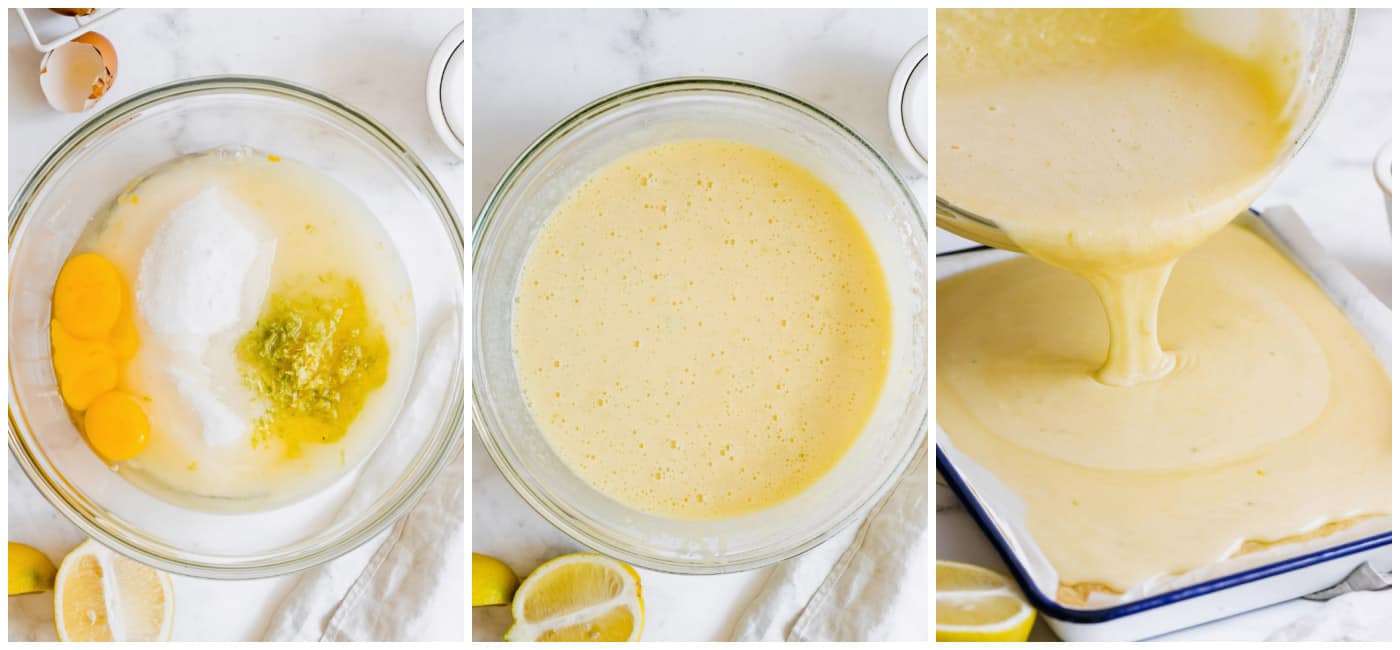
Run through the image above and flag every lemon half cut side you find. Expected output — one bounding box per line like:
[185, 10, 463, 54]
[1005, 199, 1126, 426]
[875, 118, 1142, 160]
[54, 539, 174, 642]
[505, 552, 644, 642]
[936, 559, 1035, 642]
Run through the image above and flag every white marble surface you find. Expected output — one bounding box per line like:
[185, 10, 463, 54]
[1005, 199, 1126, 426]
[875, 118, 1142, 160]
[7, 8, 464, 641]
[471, 8, 927, 642]
[935, 9, 1392, 642]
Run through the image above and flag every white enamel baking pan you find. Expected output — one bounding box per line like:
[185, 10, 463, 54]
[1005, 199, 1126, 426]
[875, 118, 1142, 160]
[936, 207, 1392, 641]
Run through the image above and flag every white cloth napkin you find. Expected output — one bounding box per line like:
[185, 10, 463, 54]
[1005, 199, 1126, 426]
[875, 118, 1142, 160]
[1266, 591, 1392, 641]
[262, 312, 464, 642]
[261, 453, 464, 641]
[730, 444, 928, 641]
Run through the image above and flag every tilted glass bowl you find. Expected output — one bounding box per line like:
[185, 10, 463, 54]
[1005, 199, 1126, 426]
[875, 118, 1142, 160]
[935, 8, 1356, 251]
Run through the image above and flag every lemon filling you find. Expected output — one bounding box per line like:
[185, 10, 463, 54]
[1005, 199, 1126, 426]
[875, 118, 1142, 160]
[513, 139, 893, 519]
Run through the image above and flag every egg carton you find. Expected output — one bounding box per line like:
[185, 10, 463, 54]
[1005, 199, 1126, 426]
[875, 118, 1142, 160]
[16, 8, 122, 53]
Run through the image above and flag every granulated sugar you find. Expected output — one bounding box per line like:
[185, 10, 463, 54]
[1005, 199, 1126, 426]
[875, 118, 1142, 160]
[137, 187, 275, 345]
[135, 187, 275, 447]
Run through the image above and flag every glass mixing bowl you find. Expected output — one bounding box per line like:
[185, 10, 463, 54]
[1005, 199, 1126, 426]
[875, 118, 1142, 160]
[9, 76, 464, 578]
[475, 78, 927, 573]
[936, 8, 1356, 251]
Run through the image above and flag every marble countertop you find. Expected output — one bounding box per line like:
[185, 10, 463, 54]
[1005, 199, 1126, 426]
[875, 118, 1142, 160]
[7, 8, 463, 641]
[936, 8, 1393, 642]
[471, 8, 927, 641]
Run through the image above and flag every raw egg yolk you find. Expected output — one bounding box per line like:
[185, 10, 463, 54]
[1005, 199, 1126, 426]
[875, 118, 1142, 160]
[50, 320, 119, 411]
[109, 305, 139, 359]
[53, 253, 123, 340]
[84, 391, 149, 461]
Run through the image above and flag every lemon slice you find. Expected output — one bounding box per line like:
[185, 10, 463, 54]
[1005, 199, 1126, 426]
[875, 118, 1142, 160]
[505, 553, 644, 642]
[53, 539, 173, 642]
[9, 542, 58, 595]
[936, 559, 1036, 642]
[473, 552, 520, 607]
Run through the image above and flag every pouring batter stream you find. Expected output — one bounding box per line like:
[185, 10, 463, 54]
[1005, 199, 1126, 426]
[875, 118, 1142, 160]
[936, 8, 1390, 601]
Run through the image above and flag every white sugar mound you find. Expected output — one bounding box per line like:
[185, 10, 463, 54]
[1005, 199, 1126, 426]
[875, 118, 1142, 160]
[137, 187, 276, 448]
[167, 364, 253, 448]
[137, 187, 275, 346]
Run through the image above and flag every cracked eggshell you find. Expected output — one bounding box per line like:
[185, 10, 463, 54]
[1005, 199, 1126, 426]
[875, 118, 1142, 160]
[39, 31, 118, 114]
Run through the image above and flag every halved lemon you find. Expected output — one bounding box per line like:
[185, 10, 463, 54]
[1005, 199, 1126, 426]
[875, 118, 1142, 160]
[936, 559, 1035, 642]
[53, 539, 173, 642]
[505, 553, 644, 642]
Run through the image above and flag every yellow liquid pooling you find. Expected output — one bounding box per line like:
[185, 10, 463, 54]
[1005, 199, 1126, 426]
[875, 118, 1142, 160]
[239, 276, 389, 458]
[514, 139, 892, 519]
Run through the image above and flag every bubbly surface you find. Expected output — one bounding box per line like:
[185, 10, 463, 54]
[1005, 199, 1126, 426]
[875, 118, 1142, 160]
[514, 140, 892, 518]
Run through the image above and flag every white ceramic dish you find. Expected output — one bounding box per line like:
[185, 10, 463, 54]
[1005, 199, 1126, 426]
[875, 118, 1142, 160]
[426, 22, 464, 158]
[936, 207, 1392, 641]
[887, 36, 927, 173]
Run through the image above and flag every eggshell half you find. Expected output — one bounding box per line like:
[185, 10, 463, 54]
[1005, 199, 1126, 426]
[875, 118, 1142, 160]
[39, 31, 118, 114]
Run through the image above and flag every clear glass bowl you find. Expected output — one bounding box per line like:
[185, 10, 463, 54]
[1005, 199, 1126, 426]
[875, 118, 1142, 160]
[936, 8, 1356, 251]
[474, 78, 927, 574]
[9, 76, 464, 579]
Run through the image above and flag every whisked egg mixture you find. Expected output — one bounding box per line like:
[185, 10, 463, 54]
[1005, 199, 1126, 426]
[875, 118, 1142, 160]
[51, 149, 416, 512]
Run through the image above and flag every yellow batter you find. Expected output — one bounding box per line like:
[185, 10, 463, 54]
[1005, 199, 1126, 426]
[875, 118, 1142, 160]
[936, 9, 1391, 597]
[514, 140, 892, 519]
[940, 226, 1390, 592]
[939, 8, 1293, 385]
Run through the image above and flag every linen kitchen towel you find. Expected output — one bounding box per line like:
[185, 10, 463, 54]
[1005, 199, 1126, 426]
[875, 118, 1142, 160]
[731, 442, 928, 641]
[262, 314, 464, 641]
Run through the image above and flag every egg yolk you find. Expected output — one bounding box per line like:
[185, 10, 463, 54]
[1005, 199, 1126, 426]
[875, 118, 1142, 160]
[53, 253, 124, 340]
[50, 252, 148, 462]
[109, 303, 139, 360]
[84, 391, 149, 461]
[50, 321, 119, 411]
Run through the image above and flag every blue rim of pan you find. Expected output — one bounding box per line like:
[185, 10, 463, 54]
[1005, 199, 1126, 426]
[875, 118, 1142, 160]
[936, 448, 1391, 624]
[934, 207, 1393, 624]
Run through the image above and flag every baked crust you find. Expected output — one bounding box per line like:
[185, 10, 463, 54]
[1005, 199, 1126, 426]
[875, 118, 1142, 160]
[1054, 515, 1384, 607]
